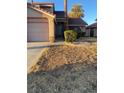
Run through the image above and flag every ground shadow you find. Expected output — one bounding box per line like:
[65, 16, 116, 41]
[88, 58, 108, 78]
[28, 63, 97, 93]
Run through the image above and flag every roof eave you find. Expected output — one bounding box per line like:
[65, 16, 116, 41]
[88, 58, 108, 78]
[28, 6, 55, 18]
[68, 25, 86, 26]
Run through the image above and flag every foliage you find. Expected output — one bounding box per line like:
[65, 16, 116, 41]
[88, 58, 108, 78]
[64, 30, 77, 42]
[68, 4, 84, 18]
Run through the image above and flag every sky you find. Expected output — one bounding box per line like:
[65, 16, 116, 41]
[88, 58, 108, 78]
[27, 0, 97, 25]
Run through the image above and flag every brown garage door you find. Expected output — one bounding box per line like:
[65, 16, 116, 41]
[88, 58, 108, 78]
[27, 18, 49, 42]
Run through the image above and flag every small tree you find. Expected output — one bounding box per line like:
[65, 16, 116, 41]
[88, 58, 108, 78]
[68, 4, 84, 18]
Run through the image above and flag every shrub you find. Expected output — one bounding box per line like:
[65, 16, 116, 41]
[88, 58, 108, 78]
[64, 30, 77, 42]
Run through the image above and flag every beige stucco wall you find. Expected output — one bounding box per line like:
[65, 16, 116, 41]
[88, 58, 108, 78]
[48, 19, 55, 42]
[27, 8, 42, 17]
[27, 7, 55, 42]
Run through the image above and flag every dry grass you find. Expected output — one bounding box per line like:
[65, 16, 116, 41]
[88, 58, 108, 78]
[29, 43, 97, 73]
[28, 63, 97, 93]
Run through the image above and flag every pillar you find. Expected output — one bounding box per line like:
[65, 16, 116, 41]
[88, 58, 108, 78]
[48, 19, 55, 42]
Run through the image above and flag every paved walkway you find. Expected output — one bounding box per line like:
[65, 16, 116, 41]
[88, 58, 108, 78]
[27, 42, 64, 70]
[27, 41, 65, 49]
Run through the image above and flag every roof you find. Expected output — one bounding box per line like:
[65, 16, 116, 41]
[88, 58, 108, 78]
[27, 2, 88, 26]
[32, 2, 54, 5]
[68, 18, 88, 26]
[54, 11, 67, 22]
[27, 5, 55, 18]
[87, 22, 97, 28]
[54, 11, 65, 18]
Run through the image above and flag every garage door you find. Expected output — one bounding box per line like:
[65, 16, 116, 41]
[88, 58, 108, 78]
[27, 18, 49, 42]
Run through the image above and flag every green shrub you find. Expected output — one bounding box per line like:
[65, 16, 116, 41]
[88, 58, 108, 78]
[64, 30, 77, 42]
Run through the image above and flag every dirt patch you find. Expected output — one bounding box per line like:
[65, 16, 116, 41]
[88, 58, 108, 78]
[29, 43, 96, 73]
[28, 43, 97, 93]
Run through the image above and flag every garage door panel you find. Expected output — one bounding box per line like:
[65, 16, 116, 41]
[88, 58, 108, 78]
[27, 31, 48, 34]
[28, 33, 48, 38]
[28, 36, 48, 41]
[28, 35, 48, 41]
[27, 21, 49, 42]
[28, 18, 48, 23]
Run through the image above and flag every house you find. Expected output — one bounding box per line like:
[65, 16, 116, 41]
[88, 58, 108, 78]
[27, 0, 87, 42]
[85, 22, 97, 37]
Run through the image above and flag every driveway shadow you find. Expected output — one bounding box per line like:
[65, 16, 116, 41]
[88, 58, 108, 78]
[27, 45, 51, 49]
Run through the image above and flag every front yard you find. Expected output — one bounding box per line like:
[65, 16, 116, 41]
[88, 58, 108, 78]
[28, 42, 97, 93]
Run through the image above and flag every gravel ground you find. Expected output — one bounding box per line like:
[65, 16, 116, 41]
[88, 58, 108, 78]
[28, 43, 97, 93]
[28, 63, 97, 93]
[29, 43, 96, 73]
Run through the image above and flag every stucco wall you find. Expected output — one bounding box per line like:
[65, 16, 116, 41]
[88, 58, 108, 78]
[48, 19, 55, 42]
[27, 8, 42, 17]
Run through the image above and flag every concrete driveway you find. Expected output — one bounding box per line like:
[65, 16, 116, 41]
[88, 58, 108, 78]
[27, 42, 64, 70]
[27, 42, 51, 69]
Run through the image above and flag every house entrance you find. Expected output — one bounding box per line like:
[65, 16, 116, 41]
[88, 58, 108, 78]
[55, 23, 64, 40]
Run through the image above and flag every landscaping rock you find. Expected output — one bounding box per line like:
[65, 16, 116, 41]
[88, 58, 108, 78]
[29, 43, 96, 73]
[28, 43, 97, 93]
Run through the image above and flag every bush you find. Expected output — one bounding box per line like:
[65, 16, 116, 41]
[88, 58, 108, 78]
[64, 30, 77, 42]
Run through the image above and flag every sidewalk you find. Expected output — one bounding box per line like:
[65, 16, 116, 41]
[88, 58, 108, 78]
[27, 41, 64, 72]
